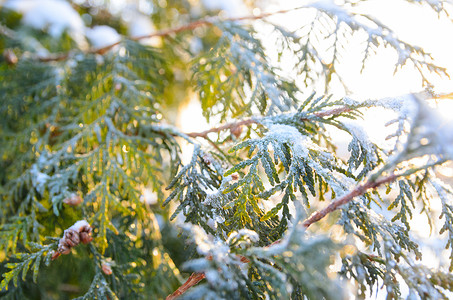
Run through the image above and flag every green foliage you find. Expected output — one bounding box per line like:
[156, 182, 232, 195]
[193, 22, 299, 122]
[1, 0, 453, 299]
[72, 273, 116, 300]
[1, 242, 55, 291]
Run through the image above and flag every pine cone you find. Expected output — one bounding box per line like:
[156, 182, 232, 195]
[63, 193, 83, 206]
[53, 220, 93, 260]
[230, 125, 243, 139]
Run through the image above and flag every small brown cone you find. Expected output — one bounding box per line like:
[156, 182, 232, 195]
[63, 193, 83, 206]
[3, 49, 18, 65]
[230, 125, 243, 139]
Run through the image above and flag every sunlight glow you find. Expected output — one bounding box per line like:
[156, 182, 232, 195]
[267, 0, 453, 101]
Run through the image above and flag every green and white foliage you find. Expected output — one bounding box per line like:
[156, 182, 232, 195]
[1, 0, 453, 299]
[193, 21, 299, 121]
[182, 207, 343, 299]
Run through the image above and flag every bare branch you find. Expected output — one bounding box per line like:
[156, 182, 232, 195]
[185, 118, 258, 138]
[302, 173, 397, 228]
[166, 272, 206, 300]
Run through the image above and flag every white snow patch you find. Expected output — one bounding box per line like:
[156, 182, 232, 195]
[342, 97, 361, 107]
[36, 172, 49, 186]
[5, 0, 85, 42]
[204, 269, 220, 283]
[190, 225, 229, 259]
[69, 220, 90, 232]
[227, 229, 259, 245]
[214, 214, 225, 224]
[190, 37, 203, 54]
[128, 14, 154, 38]
[416, 104, 453, 158]
[343, 121, 377, 163]
[86, 25, 121, 49]
[372, 94, 419, 120]
[334, 171, 358, 189]
[201, 187, 224, 208]
[206, 217, 218, 231]
[265, 124, 309, 158]
[31, 164, 49, 195]
[202, 0, 248, 16]
[127, 14, 161, 47]
[309, 0, 350, 21]
[140, 188, 158, 205]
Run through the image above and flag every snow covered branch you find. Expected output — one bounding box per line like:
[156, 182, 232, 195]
[32, 6, 307, 62]
[184, 105, 352, 139]
[166, 152, 449, 298]
[3, 1, 453, 298]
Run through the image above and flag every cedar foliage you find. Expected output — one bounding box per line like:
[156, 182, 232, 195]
[1, 0, 453, 299]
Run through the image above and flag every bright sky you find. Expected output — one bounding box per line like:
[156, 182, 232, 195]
[270, 0, 453, 94]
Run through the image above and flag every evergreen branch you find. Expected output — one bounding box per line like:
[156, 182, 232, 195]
[184, 106, 352, 138]
[0, 242, 56, 291]
[34, 6, 307, 62]
[166, 162, 442, 298]
[165, 174, 395, 299]
[312, 106, 351, 118]
[302, 159, 447, 229]
[3, 1, 453, 298]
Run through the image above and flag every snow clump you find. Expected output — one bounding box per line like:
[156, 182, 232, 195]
[5, 0, 85, 44]
[86, 25, 121, 49]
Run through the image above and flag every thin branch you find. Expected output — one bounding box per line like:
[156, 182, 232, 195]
[302, 173, 397, 228]
[433, 91, 453, 100]
[311, 106, 351, 118]
[32, 6, 306, 62]
[166, 272, 206, 300]
[184, 106, 352, 138]
[168, 159, 448, 297]
[185, 118, 258, 138]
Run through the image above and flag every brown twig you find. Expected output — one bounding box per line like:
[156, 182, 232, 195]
[301, 173, 397, 228]
[166, 172, 399, 298]
[185, 118, 258, 138]
[184, 106, 352, 138]
[166, 272, 206, 300]
[31, 6, 306, 62]
[310, 106, 351, 119]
